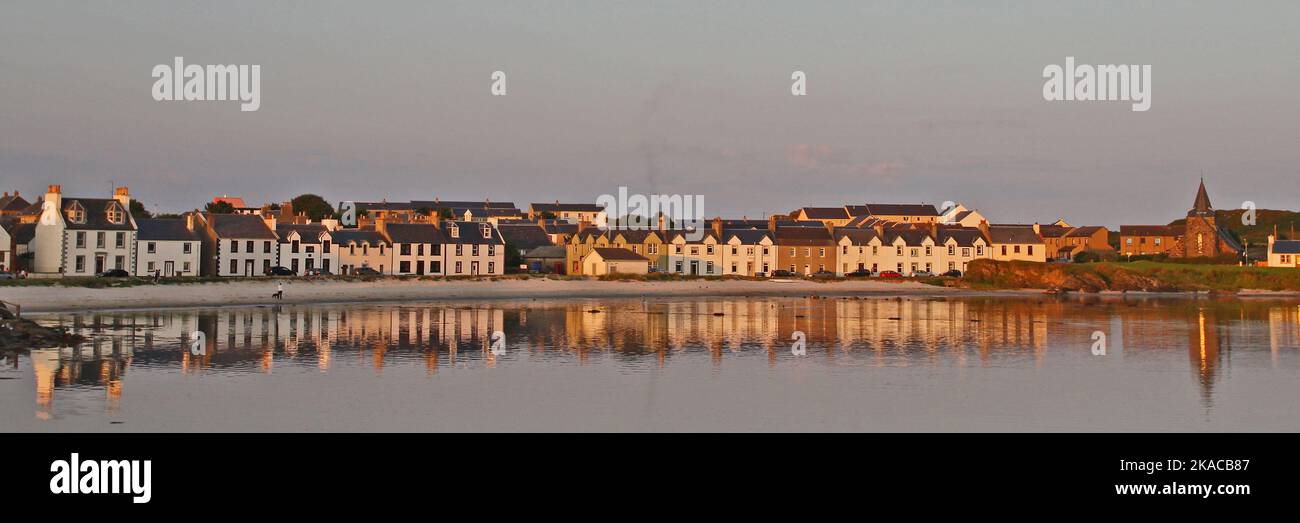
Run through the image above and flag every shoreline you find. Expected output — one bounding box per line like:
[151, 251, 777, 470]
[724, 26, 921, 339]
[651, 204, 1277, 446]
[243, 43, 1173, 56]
[4, 277, 1037, 314]
[4, 277, 1296, 315]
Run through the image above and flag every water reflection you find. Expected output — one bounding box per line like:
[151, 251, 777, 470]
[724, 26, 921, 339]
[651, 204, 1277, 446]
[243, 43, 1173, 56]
[12, 296, 1300, 425]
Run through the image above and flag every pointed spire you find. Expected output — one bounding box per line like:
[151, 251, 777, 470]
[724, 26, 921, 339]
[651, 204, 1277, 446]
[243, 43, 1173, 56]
[1190, 177, 1213, 216]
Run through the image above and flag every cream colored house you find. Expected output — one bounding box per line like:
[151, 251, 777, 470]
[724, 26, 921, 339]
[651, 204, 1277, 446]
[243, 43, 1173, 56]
[276, 223, 337, 275]
[721, 229, 776, 276]
[940, 203, 988, 228]
[581, 247, 650, 275]
[197, 213, 280, 277]
[442, 221, 505, 276]
[333, 229, 391, 275]
[985, 225, 1047, 263]
[666, 229, 724, 276]
[1267, 236, 1300, 268]
[529, 202, 607, 227]
[935, 228, 991, 273]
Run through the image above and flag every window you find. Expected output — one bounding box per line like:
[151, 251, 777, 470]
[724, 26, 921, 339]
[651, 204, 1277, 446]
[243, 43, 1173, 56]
[401, 244, 411, 256]
[1014, 245, 1021, 254]
[116, 232, 125, 248]
[363, 244, 369, 255]
[804, 248, 810, 257]
[675, 261, 684, 273]
[691, 246, 699, 255]
[487, 262, 494, 273]
[67, 202, 86, 224]
[417, 244, 424, 256]
[910, 248, 919, 257]
[925, 246, 931, 256]
[706, 245, 714, 255]
[872, 246, 878, 255]
[789, 248, 796, 257]
[977, 246, 984, 256]
[430, 261, 441, 273]
[183, 262, 191, 272]
[75, 255, 85, 273]
[1154, 238, 1162, 245]
[842, 246, 848, 254]
[488, 245, 495, 256]
[432, 244, 441, 255]
[183, 242, 192, 254]
[482, 225, 492, 239]
[962, 248, 970, 257]
[706, 261, 714, 273]
[229, 259, 238, 274]
[263, 260, 271, 273]
[148, 242, 157, 254]
[455, 261, 463, 274]
[1028, 246, 1034, 256]
[291, 259, 299, 272]
[264, 241, 272, 253]
[1001, 246, 1008, 256]
[400, 261, 411, 273]
[292, 240, 301, 254]
[456, 245, 463, 256]
[472, 245, 480, 256]
[97, 232, 106, 248]
[246, 240, 254, 253]
[76, 232, 86, 249]
[1126, 238, 1134, 245]
[818, 248, 825, 257]
[323, 241, 332, 253]
[732, 246, 739, 255]
[106, 204, 124, 224]
[948, 245, 955, 256]
[230, 240, 238, 253]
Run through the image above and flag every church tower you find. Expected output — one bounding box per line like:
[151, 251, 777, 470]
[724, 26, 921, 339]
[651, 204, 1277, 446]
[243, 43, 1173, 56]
[1184, 178, 1219, 257]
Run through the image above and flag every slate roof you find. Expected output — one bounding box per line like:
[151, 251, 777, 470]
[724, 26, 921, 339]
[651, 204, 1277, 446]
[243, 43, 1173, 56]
[861, 203, 939, 217]
[1272, 240, 1300, 254]
[61, 198, 134, 231]
[0, 193, 30, 213]
[495, 223, 553, 250]
[1065, 226, 1108, 237]
[987, 225, 1044, 244]
[137, 219, 201, 242]
[937, 228, 986, 247]
[208, 213, 276, 239]
[276, 223, 329, 244]
[442, 221, 504, 245]
[4, 222, 36, 244]
[834, 228, 881, 244]
[383, 223, 446, 244]
[774, 226, 834, 246]
[524, 245, 567, 259]
[332, 229, 388, 246]
[724, 229, 773, 244]
[590, 247, 649, 262]
[529, 203, 605, 213]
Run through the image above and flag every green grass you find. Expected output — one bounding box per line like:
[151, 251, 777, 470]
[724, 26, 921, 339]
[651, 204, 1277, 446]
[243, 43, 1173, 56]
[963, 259, 1300, 292]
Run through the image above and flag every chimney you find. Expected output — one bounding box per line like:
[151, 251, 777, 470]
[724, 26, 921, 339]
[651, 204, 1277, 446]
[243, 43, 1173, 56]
[768, 215, 777, 232]
[1032, 222, 1041, 235]
[657, 213, 666, 233]
[263, 214, 277, 231]
[711, 217, 722, 238]
[185, 212, 195, 231]
[578, 219, 591, 234]
[873, 222, 885, 236]
[929, 220, 939, 239]
[375, 215, 386, 235]
[1268, 234, 1275, 250]
[978, 219, 990, 236]
[113, 186, 130, 208]
[44, 185, 62, 215]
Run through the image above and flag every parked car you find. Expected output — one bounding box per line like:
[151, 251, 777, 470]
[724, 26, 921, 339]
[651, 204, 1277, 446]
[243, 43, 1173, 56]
[942, 269, 963, 278]
[265, 266, 295, 276]
[306, 268, 333, 276]
[0, 273, 14, 280]
[354, 267, 382, 276]
[846, 269, 873, 277]
[769, 269, 796, 278]
[878, 270, 903, 279]
[812, 270, 837, 279]
[913, 270, 934, 277]
[97, 269, 130, 278]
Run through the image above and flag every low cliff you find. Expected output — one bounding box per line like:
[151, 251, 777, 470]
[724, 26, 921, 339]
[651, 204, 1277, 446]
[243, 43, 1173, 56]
[963, 259, 1300, 293]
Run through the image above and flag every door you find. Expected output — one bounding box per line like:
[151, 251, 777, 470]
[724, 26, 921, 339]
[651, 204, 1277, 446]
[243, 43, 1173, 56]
[244, 260, 255, 277]
[164, 261, 175, 277]
[470, 261, 480, 275]
[416, 261, 424, 275]
[94, 255, 106, 274]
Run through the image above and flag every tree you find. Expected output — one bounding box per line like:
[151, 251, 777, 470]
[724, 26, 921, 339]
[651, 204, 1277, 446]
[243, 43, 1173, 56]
[129, 200, 152, 219]
[205, 200, 235, 214]
[290, 194, 335, 221]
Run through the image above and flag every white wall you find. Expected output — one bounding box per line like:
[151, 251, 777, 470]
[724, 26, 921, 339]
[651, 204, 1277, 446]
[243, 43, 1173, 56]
[136, 239, 201, 277]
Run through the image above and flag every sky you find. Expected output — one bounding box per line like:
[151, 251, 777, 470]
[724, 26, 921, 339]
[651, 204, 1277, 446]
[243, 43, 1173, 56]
[1, 1, 1297, 227]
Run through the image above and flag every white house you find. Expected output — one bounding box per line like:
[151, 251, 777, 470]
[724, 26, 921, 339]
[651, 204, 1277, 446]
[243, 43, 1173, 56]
[580, 247, 649, 275]
[276, 223, 336, 275]
[135, 216, 203, 277]
[721, 229, 776, 276]
[381, 222, 445, 276]
[1267, 235, 1300, 268]
[33, 185, 138, 276]
[666, 229, 724, 276]
[940, 203, 988, 228]
[0, 222, 10, 273]
[198, 213, 280, 277]
[442, 221, 504, 276]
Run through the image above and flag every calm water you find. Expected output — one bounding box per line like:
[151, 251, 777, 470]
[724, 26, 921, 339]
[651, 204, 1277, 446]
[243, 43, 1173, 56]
[3, 296, 1300, 432]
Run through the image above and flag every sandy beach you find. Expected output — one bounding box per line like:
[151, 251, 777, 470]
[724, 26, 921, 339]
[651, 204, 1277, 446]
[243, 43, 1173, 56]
[0, 277, 1011, 313]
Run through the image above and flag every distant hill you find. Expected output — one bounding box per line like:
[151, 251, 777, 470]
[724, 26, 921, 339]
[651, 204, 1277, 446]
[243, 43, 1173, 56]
[1168, 209, 1300, 247]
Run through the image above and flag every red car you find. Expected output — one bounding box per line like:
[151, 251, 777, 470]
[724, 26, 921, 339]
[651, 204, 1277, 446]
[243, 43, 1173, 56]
[877, 270, 903, 279]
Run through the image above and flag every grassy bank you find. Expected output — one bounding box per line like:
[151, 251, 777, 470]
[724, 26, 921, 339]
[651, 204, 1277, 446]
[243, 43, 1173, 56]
[963, 259, 1300, 292]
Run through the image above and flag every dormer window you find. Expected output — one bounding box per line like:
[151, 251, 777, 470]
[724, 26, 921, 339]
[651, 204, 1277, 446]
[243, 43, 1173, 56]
[481, 224, 491, 239]
[66, 201, 86, 224]
[449, 225, 459, 239]
[106, 203, 125, 225]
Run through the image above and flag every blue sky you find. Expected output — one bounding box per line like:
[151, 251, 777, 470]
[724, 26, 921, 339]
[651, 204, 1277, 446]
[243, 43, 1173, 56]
[2, 1, 1297, 226]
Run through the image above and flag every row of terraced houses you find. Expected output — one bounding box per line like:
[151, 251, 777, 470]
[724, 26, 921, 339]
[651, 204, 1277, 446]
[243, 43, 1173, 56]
[2, 179, 1295, 278]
